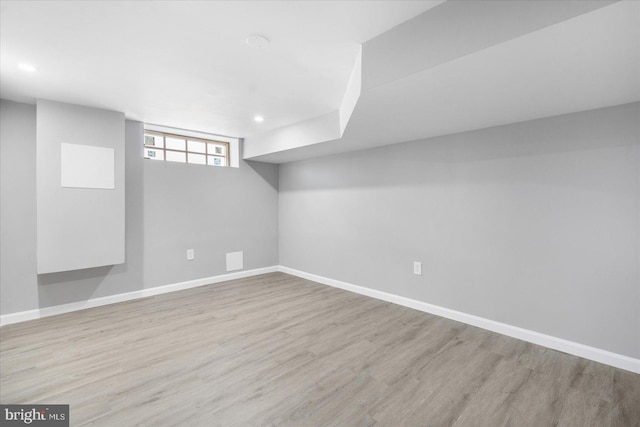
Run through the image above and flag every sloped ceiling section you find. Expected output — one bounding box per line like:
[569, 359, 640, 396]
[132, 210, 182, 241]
[242, 48, 361, 159]
[243, 0, 639, 164]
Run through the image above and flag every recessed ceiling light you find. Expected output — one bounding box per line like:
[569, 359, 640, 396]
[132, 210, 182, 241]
[18, 63, 38, 73]
[254, 115, 265, 123]
[245, 35, 270, 49]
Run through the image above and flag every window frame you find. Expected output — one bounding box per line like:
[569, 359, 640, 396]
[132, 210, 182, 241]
[143, 130, 230, 167]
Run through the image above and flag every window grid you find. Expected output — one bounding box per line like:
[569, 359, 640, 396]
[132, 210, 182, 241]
[143, 130, 230, 167]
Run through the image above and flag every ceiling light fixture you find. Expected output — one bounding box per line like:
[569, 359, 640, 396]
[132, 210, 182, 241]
[18, 63, 38, 73]
[245, 35, 270, 49]
[254, 115, 265, 123]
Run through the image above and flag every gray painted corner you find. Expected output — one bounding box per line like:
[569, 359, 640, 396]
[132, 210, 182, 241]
[142, 146, 279, 288]
[0, 99, 278, 313]
[279, 103, 640, 358]
[1, 99, 638, 360]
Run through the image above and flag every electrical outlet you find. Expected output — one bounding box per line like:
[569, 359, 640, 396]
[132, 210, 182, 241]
[413, 261, 422, 275]
[186, 249, 195, 260]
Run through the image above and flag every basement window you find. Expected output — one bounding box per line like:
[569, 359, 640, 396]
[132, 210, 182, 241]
[144, 130, 230, 167]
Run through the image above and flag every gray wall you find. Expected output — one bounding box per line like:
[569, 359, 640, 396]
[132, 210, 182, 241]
[2, 98, 638, 359]
[1, 101, 39, 314]
[36, 100, 125, 273]
[279, 102, 640, 358]
[0, 99, 278, 314]
[142, 154, 279, 288]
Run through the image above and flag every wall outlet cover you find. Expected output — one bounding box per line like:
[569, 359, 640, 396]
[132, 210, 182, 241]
[413, 261, 422, 275]
[187, 249, 195, 260]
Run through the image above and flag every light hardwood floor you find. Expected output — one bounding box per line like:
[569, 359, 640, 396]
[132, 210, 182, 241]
[1, 272, 639, 426]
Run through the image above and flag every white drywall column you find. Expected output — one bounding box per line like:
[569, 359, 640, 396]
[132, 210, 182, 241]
[37, 100, 125, 273]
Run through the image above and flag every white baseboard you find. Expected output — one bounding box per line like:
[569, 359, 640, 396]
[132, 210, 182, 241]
[278, 266, 640, 374]
[0, 266, 278, 327]
[3, 265, 638, 374]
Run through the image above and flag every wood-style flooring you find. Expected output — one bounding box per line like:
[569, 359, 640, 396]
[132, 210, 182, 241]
[1, 272, 639, 426]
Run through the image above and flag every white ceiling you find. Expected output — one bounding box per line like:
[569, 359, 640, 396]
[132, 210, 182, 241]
[0, 0, 443, 137]
[245, 0, 640, 163]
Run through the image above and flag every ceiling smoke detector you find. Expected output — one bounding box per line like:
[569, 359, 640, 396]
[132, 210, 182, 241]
[245, 35, 270, 49]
